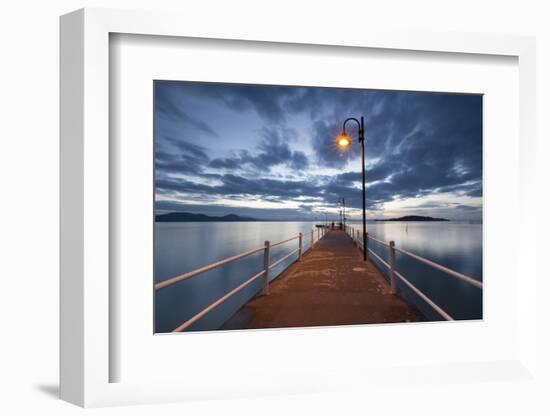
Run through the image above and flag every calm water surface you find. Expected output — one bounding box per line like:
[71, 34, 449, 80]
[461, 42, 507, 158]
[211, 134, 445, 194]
[155, 221, 318, 332]
[349, 221, 482, 321]
[155, 221, 482, 332]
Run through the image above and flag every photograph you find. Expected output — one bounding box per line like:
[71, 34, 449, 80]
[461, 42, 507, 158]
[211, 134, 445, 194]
[153, 81, 483, 333]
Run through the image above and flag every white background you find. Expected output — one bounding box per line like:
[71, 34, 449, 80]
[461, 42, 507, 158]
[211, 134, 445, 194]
[1, 0, 549, 415]
[112, 34, 519, 383]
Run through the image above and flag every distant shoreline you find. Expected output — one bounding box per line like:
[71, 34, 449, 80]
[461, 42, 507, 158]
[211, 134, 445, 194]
[156, 212, 260, 222]
[155, 212, 478, 223]
[374, 215, 450, 222]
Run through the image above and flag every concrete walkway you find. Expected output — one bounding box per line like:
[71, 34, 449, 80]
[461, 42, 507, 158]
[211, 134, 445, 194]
[243, 230, 422, 329]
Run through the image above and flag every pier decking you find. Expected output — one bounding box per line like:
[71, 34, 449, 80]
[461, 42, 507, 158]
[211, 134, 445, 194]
[242, 230, 422, 329]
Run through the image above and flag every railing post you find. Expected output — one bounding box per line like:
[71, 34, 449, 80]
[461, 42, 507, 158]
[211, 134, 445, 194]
[263, 240, 270, 295]
[298, 232, 303, 261]
[317, 227, 320, 241]
[389, 240, 397, 294]
[311, 229, 314, 247]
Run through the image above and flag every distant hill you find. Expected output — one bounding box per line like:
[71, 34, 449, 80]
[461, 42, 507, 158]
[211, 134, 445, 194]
[155, 212, 261, 222]
[376, 215, 450, 222]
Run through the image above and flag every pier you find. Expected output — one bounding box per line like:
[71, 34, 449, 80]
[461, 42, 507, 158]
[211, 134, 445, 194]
[243, 230, 421, 329]
[155, 225, 483, 332]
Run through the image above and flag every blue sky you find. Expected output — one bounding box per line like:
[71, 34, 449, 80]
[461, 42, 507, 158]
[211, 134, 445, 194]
[154, 81, 482, 221]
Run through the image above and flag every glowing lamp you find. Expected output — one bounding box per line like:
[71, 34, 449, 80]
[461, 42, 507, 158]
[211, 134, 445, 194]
[337, 133, 351, 148]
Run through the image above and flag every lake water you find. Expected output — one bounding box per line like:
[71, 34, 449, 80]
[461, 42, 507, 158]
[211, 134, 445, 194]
[348, 221, 482, 321]
[155, 221, 319, 332]
[155, 221, 482, 332]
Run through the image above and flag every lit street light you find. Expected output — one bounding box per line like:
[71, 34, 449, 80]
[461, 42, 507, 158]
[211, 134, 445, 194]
[337, 116, 367, 261]
[337, 135, 351, 147]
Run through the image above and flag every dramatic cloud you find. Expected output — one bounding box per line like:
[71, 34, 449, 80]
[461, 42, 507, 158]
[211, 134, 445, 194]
[154, 81, 482, 221]
[155, 85, 219, 137]
[155, 136, 210, 175]
[209, 127, 309, 172]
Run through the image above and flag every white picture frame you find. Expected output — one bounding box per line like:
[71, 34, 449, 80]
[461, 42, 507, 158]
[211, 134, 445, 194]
[60, 8, 537, 407]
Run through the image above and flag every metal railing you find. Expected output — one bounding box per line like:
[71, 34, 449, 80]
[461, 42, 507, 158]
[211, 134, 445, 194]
[155, 226, 328, 332]
[344, 224, 482, 321]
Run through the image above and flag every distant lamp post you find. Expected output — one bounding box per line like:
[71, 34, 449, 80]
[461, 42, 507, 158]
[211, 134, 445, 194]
[337, 116, 367, 261]
[338, 199, 344, 230]
[341, 197, 346, 229]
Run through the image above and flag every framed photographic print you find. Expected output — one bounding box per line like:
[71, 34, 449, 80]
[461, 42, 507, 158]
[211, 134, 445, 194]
[60, 8, 538, 408]
[152, 81, 483, 334]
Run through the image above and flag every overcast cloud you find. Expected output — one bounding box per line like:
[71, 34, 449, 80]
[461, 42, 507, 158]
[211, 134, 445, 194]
[155, 81, 482, 221]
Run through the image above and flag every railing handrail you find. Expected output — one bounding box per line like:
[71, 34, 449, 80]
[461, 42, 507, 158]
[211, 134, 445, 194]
[270, 247, 301, 270]
[367, 247, 390, 269]
[271, 234, 300, 247]
[394, 269, 454, 321]
[155, 232, 307, 291]
[394, 246, 482, 289]
[155, 245, 265, 291]
[367, 235, 388, 247]
[348, 226, 482, 322]
[159, 226, 326, 331]
[172, 269, 266, 332]
[350, 227, 482, 289]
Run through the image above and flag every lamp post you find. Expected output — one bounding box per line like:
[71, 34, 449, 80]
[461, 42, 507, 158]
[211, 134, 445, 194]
[342, 197, 346, 230]
[337, 116, 367, 261]
[338, 200, 342, 229]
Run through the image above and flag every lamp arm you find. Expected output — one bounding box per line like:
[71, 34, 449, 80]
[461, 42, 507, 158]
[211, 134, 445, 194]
[342, 117, 364, 143]
[342, 117, 361, 131]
